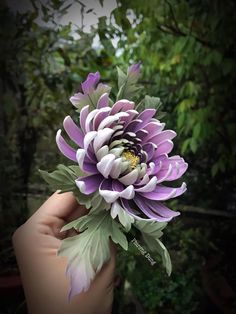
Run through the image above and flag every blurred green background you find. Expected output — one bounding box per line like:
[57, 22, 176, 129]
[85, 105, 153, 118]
[0, 0, 236, 313]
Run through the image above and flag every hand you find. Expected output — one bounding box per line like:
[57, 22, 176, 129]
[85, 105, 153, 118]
[12, 191, 116, 314]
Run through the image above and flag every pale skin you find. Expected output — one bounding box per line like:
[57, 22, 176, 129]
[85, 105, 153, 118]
[12, 191, 116, 314]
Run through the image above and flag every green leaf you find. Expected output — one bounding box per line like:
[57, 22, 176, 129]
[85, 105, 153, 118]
[134, 220, 172, 275]
[39, 164, 88, 193]
[58, 211, 128, 296]
[144, 95, 162, 110]
[116, 65, 142, 100]
[39, 164, 77, 192]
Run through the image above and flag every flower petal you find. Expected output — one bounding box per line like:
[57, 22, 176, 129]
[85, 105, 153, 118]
[63, 116, 84, 147]
[97, 92, 109, 109]
[119, 168, 140, 185]
[75, 174, 103, 194]
[140, 182, 187, 201]
[56, 129, 77, 161]
[93, 128, 114, 152]
[81, 71, 100, 94]
[110, 99, 135, 115]
[97, 154, 116, 178]
[134, 176, 158, 192]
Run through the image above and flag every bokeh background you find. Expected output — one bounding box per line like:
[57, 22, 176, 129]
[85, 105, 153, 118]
[1, 0, 236, 313]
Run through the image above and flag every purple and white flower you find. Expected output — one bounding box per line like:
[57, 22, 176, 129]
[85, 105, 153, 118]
[56, 71, 188, 223]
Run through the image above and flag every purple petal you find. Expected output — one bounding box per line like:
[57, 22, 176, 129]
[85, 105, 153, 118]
[56, 130, 77, 161]
[148, 130, 176, 146]
[142, 142, 156, 162]
[119, 109, 139, 126]
[85, 110, 99, 132]
[148, 200, 180, 218]
[76, 174, 103, 194]
[160, 156, 188, 181]
[142, 122, 165, 142]
[97, 92, 109, 109]
[128, 62, 141, 77]
[93, 107, 111, 130]
[140, 182, 187, 201]
[110, 100, 135, 115]
[81, 72, 100, 94]
[69, 92, 84, 107]
[99, 179, 134, 203]
[153, 140, 174, 156]
[133, 196, 172, 221]
[63, 116, 84, 148]
[134, 176, 157, 193]
[80, 105, 90, 133]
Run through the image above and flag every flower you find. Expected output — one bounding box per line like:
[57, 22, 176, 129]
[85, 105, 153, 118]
[56, 71, 188, 223]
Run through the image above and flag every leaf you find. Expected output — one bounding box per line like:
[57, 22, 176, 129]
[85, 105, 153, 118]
[144, 95, 162, 110]
[134, 220, 172, 275]
[39, 164, 87, 193]
[59, 211, 128, 298]
[116, 65, 142, 100]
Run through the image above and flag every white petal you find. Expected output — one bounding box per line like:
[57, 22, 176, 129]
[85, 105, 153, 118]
[120, 185, 135, 199]
[109, 158, 123, 178]
[93, 128, 114, 152]
[135, 176, 158, 192]
[85, 110, 99, 132]
[84, 131, 97, 151]
[95, 145, 109, 161]
[97, 154, 116, 178]
[119, 168, 139, 185]
[99, 189, 119, 203]
[98, 112, 129, 130]
[76, 149, 86, 168]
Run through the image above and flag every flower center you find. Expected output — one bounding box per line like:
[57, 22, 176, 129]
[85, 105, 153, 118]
[122, 150, 140, 169]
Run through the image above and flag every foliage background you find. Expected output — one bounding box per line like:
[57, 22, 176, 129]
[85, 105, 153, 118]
[0, 0, 236, 313]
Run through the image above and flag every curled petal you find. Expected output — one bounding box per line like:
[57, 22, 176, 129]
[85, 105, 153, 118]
[56, 130, 77, 161]
[76, 174, 103, 195]
[110, 99, 135, 115]
[134, 176, 158, 193]
[140, 182, 187, 201]
[81, 71, 100, 94]
[93, 128, 114, 153]
[63, 116, 84, 147]
[84, 131, 97, 151]
[97, 92, 109, 109]
[99, 179, 134, 203]
[119, 168, 140, 185]
[149, 130, 176, 146]
[154, 140, 174, 156]
[80, 105, 90, 133]
[97, 154, 116, 178]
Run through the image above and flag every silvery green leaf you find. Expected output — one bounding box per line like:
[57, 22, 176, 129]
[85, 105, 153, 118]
[110, 201, 134, 231]
[59, 211, 128, 298]
[145, 95, 162, 110]
[39, 164, 77, 192]
[134, 220, 172, 275]
[116, 66, 142, 100]
[117, 66, 127, 89]
[142, 233, 172, 276]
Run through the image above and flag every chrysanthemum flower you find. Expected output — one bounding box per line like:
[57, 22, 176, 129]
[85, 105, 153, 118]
[56, 71, 188, 224]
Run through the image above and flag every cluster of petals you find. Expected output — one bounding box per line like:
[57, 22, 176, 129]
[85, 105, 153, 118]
[56, 73, 188, 222]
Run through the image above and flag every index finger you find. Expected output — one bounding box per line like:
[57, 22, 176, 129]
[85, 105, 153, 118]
[38, 191, 79, 219]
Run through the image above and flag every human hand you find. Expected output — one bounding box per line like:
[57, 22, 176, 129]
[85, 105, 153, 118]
[12, 191, 116, 314]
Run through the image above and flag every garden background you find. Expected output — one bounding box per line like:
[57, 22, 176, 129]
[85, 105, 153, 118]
[0, 0, 236, 313]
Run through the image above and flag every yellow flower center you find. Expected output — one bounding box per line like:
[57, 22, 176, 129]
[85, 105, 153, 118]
[122, 150, 140, 169]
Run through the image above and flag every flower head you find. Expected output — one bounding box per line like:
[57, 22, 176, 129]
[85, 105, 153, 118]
[56, 72, 188, 223]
